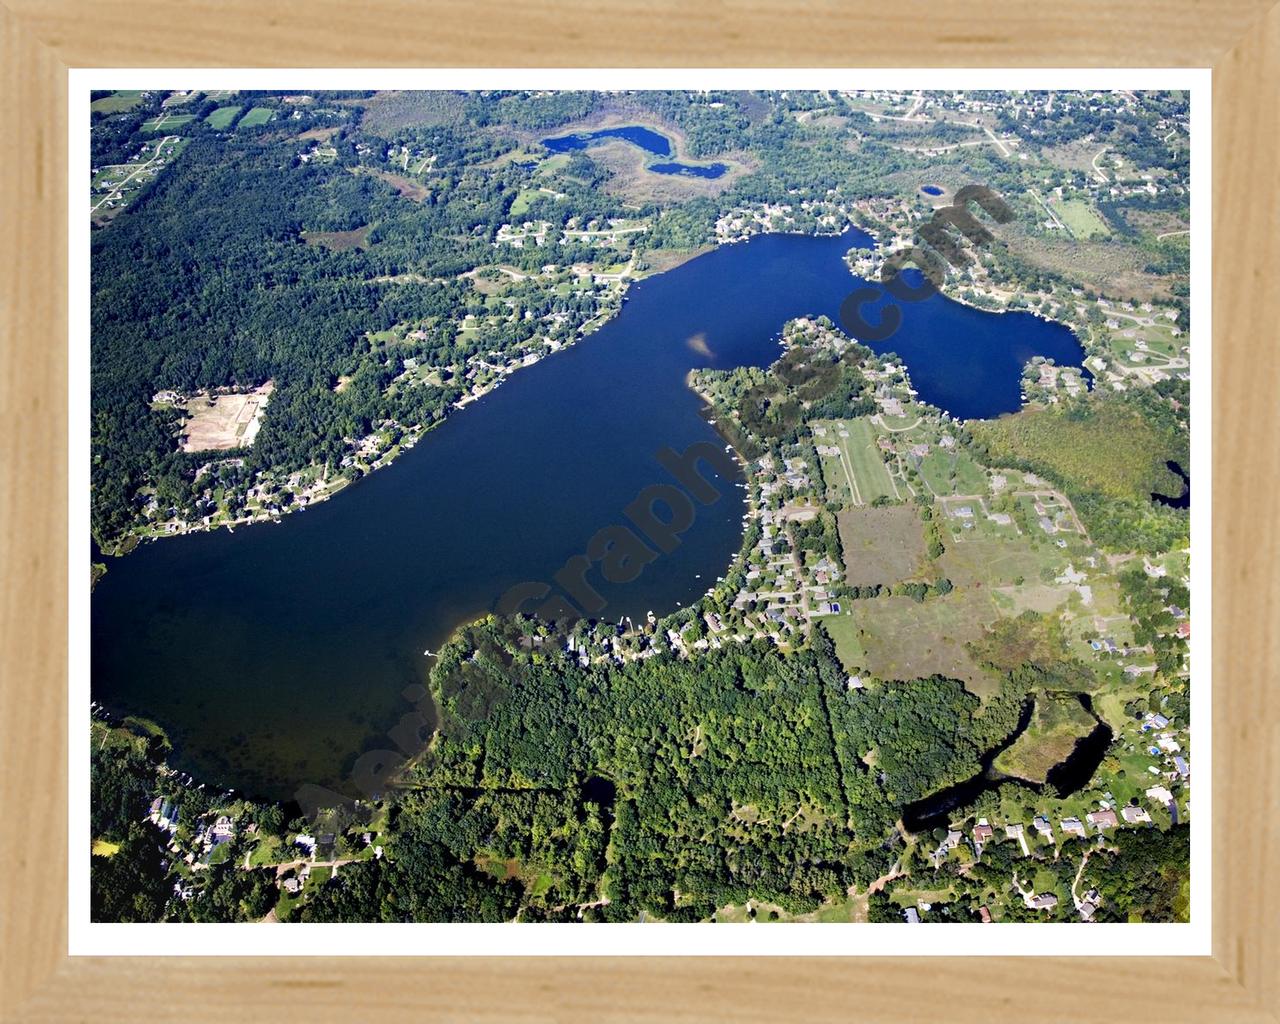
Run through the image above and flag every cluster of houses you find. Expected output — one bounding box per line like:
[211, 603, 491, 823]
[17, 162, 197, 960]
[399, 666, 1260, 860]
[494, 218, 647, 250]
[713, 196, 854, 243]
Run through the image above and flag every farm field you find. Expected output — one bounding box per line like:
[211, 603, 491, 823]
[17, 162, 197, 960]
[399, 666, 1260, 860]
[937, 529, 1060, 589]
[141, 112, 196, 133]
[238, 106, 276, 128]
[91, 90, 144, 114]
[161, 90, 201, 108]
[205, 106, 243, 130]
[180, 382, 274, 452]
[836, 505, 927, 587]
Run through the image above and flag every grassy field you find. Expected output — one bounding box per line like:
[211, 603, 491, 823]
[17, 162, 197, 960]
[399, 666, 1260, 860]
[938, 530, 1060, 589]
[364, 168, 431, 202]
[837, 505, 927, 586]
[357, 90, 470, 136]
[141, 112, 196, 133]
[1054, 199, 1111, 240]
[850, 591, 1001, 696]
[301, 226, 371, 252]
[238, 106, 276, 128]
[918, 448, 987, 497]
[994, 694, 1098, 782]
[509, 188, 544, 217]
[820, 614, 865, 673]
[205, 105, 242, 130]
[819, 418, 897, 505]
[91, 90, 144, 114]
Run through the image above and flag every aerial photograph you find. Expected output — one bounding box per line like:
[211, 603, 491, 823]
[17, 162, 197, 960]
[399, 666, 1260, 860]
[88, 87, 1192, 926]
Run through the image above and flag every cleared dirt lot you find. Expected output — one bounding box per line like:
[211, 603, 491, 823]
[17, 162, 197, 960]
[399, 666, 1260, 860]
[837, 505, 927, 587]
[181, 381, 273, 452]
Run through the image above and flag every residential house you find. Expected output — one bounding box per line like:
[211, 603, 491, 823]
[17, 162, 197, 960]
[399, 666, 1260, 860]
[1086, 809, 1118, 830]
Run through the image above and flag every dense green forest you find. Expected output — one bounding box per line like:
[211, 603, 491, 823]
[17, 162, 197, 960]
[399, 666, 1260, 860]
[295, 619, 1050, 922]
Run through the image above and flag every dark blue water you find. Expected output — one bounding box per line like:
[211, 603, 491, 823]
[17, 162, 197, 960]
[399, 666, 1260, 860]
[649, 161, 728, 179]
[841, 271, 1091, 418]
[921, 184, 943, 196]
[91, 226, 1089, 801]
[541, 126, 725, 178]
[543, 125, 673, 157]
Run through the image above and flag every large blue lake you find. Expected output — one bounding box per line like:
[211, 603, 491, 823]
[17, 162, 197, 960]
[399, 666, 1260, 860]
[91, 226, 1088, 800]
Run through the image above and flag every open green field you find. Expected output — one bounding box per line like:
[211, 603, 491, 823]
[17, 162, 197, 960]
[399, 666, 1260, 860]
[820, 614, 865, 673]
[509, 188, 544, 217]
[994, 693, 1098, 782]
[918, 448, 987, 497]
[821, 418, 898, 505]
[1055, 199, 1111, 240]
[141, 112, 196, 133]
[91, 90, 144, 114]
[538, 153, 571, 176]
[850, 591, 1001, 696]
[205, 105, 242, 129]
[238, 106, 276, 128]
[837, 505, 927, 587]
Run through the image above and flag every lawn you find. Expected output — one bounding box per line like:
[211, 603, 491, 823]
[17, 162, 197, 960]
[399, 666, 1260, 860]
[90, 90, 144, 114]
[205, 105, 242, 129]
[994, 693, 1098, 782]
[238, 106, 276, 128]
[836, 505, 927, 586]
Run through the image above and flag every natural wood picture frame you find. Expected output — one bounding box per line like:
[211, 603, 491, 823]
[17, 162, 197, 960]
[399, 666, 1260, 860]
[1, 1, 1276, 1019]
